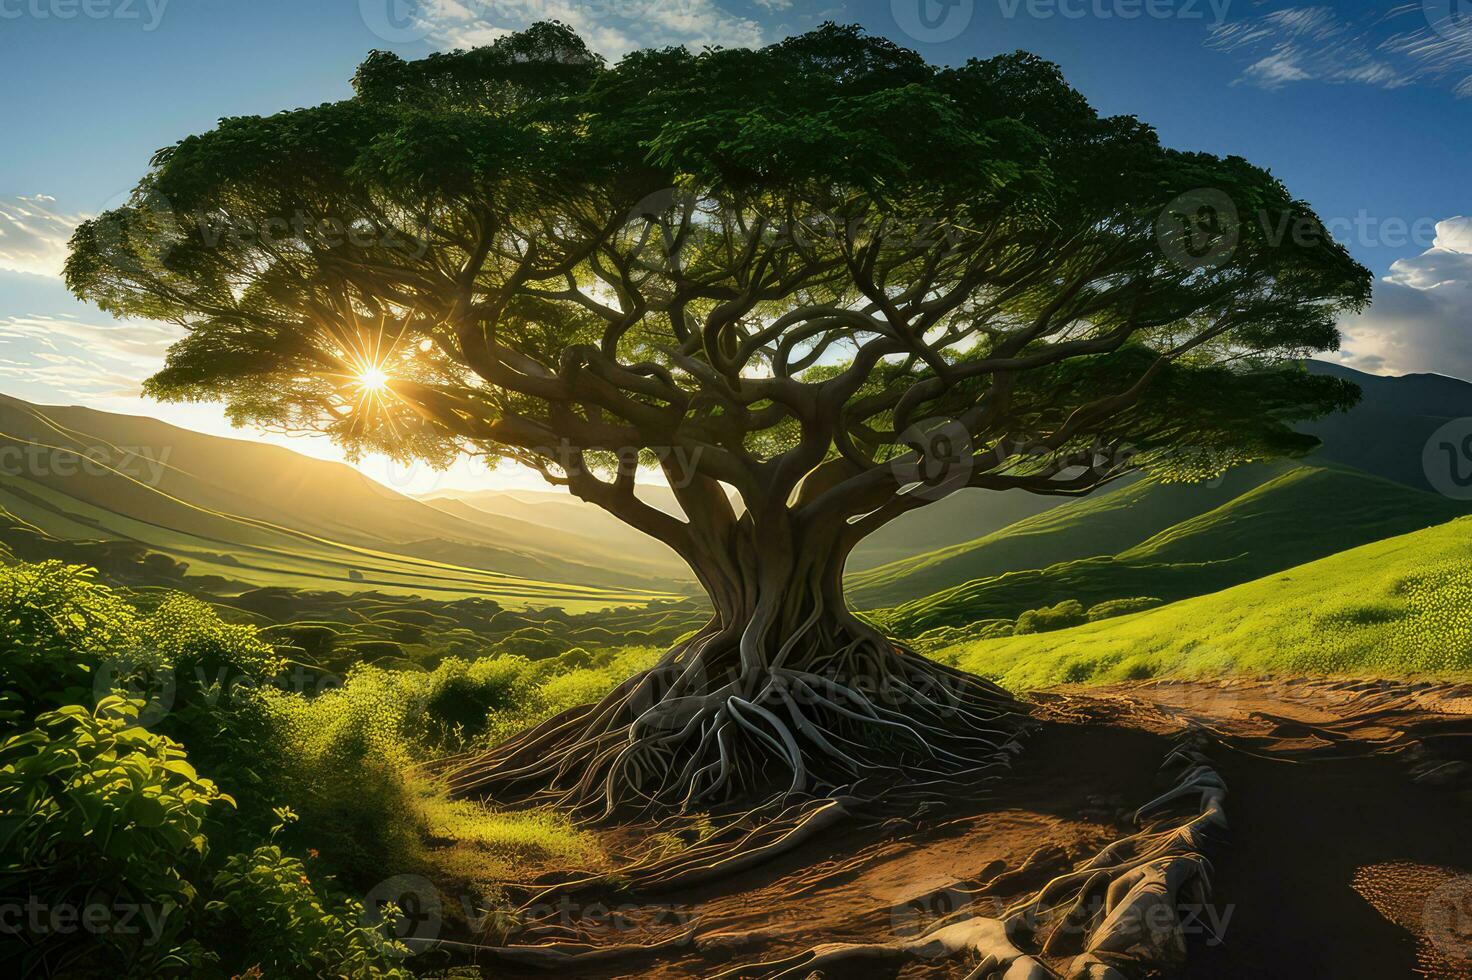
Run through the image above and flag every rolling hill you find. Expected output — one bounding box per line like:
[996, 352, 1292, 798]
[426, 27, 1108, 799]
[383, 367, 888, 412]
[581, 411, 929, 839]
[936, 512, 1472, 689]
[847, 463, 1285, 607]
[850, 360, 1472, 609]
[875, 462, 1470, 637]
[5, 358, 1468, 614]
[426, 479, 1069, 574]
[0, 393, 686, 609]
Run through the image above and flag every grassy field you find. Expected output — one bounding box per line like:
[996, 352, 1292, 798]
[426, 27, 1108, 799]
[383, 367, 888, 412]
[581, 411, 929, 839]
[874, 463, 1469, 637]
[934, 513, 1472, 690]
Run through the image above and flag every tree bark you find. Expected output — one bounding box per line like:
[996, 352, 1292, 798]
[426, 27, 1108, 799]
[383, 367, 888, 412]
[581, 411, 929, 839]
[445, 501, 1024, 817]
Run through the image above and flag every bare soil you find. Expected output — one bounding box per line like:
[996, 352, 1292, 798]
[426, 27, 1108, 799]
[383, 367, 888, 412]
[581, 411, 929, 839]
[450, 677, 1472, 979]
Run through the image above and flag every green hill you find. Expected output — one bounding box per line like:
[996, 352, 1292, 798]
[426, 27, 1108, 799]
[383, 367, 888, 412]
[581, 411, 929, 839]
[935, 513, 1472, 689]
[876, 463, 1469, 637]
[846, 487, 1065, 571]
[847, 464, 1282, 607]
[0, 394, 685, 609]
[850, 360, 1472, 605]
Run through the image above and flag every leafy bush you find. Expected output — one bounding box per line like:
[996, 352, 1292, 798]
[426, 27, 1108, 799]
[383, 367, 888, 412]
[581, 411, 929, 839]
[260, 668, 424, 882]
[205, 846, 411, 979]
[0, 698, 229, 975]
[1085, 596, 1163, 622]
[1013, 599, 1087, 635]
[0, 558, 663, 974]
[0, 562, 137, 721]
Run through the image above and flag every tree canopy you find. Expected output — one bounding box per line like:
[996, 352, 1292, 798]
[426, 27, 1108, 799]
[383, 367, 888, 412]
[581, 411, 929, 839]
[68, 23, 1368, 560]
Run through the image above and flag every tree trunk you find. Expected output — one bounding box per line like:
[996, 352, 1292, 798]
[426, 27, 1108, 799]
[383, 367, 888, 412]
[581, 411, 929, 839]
[445, 509, 1024, 816]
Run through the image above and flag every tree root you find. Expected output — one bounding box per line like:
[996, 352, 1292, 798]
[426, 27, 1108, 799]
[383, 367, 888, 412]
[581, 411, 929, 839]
[434, 922, 699, 970]
[441, 631, 1028, 822]
[518, 795, 856, 916]
[723, 730, 1228, 980]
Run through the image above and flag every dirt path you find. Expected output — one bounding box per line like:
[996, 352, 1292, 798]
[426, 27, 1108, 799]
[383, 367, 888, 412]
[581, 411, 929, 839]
[454, 678, 1472, 979]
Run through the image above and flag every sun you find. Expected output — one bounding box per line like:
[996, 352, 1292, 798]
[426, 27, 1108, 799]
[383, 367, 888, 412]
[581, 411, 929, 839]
[356, 366, 390, 393]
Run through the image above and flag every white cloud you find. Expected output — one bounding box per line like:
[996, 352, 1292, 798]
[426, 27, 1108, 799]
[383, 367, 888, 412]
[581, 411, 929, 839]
[1208, 5, 1472, 97]
[0, 313, 183, 400]
[0, 195, 83, 278]
[408, 0, 768, 59]
[1331, 217, 1472, 378]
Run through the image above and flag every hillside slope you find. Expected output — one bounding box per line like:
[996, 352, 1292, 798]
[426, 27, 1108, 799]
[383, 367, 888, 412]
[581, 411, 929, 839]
[938, 513, 1472, 689]
[847, 464, 1283, 606]
[0, 393, 684, 606]
[878, 463, 1469, 635]
[851, 360, 1472, 604]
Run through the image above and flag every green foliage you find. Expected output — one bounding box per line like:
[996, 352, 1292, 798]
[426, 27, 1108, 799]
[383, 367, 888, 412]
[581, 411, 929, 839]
[204, 846, 411, 979]
[0, 557, 647, 975]
[68, 22, 1368, 529]
[1086, 597, 1163, 622]
[0, 561, 137, 720]
[1013, 599, 1086, 635]
[0, 698, 228, 975]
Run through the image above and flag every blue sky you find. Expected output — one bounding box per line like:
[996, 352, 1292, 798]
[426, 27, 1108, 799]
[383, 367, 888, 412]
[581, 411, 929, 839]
[0, 0, 1468, 490]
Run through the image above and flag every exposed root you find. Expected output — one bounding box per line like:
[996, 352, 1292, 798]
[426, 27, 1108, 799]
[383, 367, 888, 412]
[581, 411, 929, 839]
[711, 914, 1055, 980]
[519, 795, 855, 913]
[435, 922, 699, 971]
[442, 625, 1027, 822]
[724, 730, 1228, 979]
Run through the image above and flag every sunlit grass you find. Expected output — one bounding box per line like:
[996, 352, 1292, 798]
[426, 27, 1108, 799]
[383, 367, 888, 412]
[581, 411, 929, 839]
[933, 515, 1472, 690]
[414, 790, 599, 888]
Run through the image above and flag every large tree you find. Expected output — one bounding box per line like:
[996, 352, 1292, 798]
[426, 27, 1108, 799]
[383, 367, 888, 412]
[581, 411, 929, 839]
[68, 24, 1368, 816]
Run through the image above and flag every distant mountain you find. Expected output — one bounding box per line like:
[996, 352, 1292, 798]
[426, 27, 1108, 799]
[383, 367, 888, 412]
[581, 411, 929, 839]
[421, 487, 688, 574]
[0, 393, 686, 607]
[1302, 360, 1472, 493]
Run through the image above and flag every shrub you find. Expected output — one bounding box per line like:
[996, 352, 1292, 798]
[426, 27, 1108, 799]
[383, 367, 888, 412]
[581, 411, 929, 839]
[1013, 599, 1088, 635]
[0, 698, 229, 975]
[1085, 596, 1163, 622]
[205, 846, 411, 979]
[0, 562, 138, 722]
[260, 669, 423, 882]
